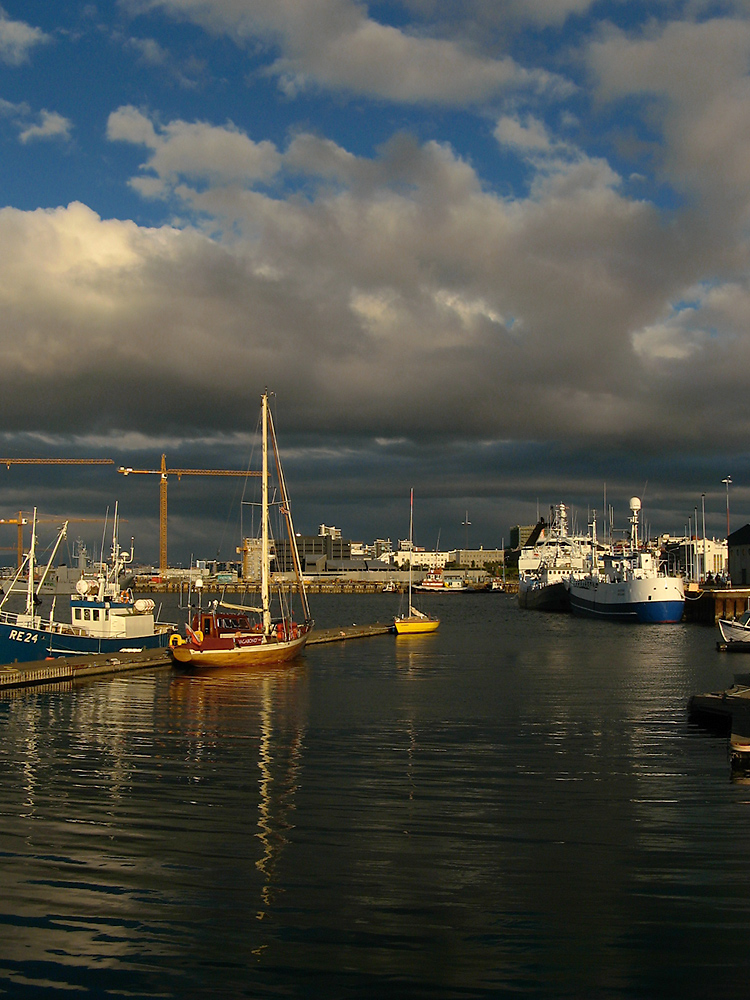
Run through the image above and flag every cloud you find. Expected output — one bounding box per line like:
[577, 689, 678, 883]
[122, 33, 207, 86]
[0, 7, 49, 65]
[0, 114, 733, 461]
[122, 0, 567, 104]
[400, 0, 599, 30]
[107, 106, 282, 195]
[0, 99, 72, 145]
[18, 110, 72, 144]
[587, 17, 750, 222]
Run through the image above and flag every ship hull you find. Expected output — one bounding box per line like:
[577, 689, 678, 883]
[518, 580, 570, 612]
[394, 616, 440, 635]
[0, 620, 171, 665]
[568, 577, 684, 623]
[169, 632, 309, 668]
[718, 620, 750, 644]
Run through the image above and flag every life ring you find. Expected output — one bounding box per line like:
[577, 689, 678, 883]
[193, 629, 204, 643]
[169, 633, 183, 647]
[120, 590, 131, 603]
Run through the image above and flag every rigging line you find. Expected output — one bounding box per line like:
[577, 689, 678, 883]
[212, 405, 266, 559]
[239, 403, 264, 547]
[99, 506, 110, 572]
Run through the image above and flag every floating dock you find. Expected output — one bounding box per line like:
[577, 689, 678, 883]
[0, 623, 395, 692]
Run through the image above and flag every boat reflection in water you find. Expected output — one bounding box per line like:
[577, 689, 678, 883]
[169, 663, 308, 929]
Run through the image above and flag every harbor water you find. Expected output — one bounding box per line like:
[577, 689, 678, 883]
[1, 591, 749, 998]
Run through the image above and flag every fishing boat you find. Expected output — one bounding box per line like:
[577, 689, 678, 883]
[518, 504, 596, 612]
[394, 490, 440, 635]
[414, 567, 446, 591]
[169, 391, 313, 668]
[0, 506, 176, 664]
[568, 498, 685, 623]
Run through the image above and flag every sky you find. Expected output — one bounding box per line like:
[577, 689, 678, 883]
[0, 0, 748, 566]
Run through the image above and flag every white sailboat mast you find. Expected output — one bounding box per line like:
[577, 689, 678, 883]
[26, 507, 37, 617]
[261, 391, 272, 633]
[408, 488, 414, 611]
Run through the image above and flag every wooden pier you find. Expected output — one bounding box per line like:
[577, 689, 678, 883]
[0, 623, 394, 692]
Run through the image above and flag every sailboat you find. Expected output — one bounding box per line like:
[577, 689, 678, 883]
[169, 391, 314, 668]
[394, 490, 440, 635]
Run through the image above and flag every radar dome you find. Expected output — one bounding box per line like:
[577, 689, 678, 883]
[75, 579, 90, 595]
[629, 497, 642, 512]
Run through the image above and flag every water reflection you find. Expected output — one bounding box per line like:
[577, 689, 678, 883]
[0, 664, 309, 995]
[169, 664, 308, 930]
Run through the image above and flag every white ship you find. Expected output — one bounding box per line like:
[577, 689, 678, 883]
[518, 504, 597, 612]
[568, 498, 684, 623]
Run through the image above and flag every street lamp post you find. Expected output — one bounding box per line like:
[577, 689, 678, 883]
[462, 510, 470, 551]
[722, 477, 732, 539]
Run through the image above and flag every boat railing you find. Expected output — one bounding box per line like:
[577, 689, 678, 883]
[0, 607, 92, 637]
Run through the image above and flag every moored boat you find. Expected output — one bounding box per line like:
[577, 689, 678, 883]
[568, 498, 684, 623]
[0, 506, 176, 664]
[518, 504, 596, 612]
[169, 391, 313, 668]
[718, 611, 750, 645]
[414, 567, 446, 591]
[394, 490, 440, 635]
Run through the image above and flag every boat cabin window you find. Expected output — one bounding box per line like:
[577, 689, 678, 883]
[74, 609, 81, 621]
[92, 609, 99, 621]
[84, 609, 91, 621]
[217, 615, 251, 630]
[201, 617, 212, 636]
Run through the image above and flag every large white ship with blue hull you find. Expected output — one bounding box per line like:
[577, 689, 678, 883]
[567, 573, 685, 622]
[567, 497, 685, 624]
[0, 506, 175, 665]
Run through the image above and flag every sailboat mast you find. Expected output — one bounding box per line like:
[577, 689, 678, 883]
[261, 392, 271, 633]
[408, 488, 414, 610]
[26, 508, 37, 617]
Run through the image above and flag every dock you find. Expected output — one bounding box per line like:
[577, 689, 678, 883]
[688, 682, 750, 760]
[683, 587, 750, 624]
[0, 623, 395, 692]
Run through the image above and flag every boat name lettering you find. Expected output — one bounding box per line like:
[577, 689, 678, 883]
[8, 629, 38, 643]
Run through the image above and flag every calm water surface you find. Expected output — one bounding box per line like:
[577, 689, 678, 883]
[1, 592, 748, 998]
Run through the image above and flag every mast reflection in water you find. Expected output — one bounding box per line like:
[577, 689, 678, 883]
[1, 592, 750, 999]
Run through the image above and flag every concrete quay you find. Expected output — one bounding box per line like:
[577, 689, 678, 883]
[683, 586, 750, 624]
[0, 623, 395, 692]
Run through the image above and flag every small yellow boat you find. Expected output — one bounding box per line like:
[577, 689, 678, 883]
[393, 489, 440, 635]
[394, 606, 440, 635]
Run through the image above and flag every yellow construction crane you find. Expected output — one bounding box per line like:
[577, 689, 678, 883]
[0, 513, 108, 567]
[118, 454, 258, 576]
[0, 459, 114, 469]
[0, 459, 115, 566]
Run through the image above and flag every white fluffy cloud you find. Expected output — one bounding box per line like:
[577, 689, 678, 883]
[18, 110, 72, 144]
[0, 8, 49, 65]
[107, 106, 282, 195]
